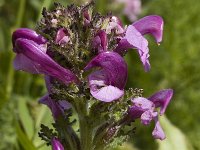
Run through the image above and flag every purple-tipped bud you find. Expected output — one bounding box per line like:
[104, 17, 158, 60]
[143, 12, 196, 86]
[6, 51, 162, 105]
[106, 16, 124, 35]
[111, 16, 123, 27]
[92, 30, 108, 53]
[55, 28, 70, 45]
[83, 10, 91, 26]
[51, 138, 64, 150]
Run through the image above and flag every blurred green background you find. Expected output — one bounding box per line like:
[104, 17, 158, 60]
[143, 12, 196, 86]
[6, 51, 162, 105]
[0, 0, 200, 149]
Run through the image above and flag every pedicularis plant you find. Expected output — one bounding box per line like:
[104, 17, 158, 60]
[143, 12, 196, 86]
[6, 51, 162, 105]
[12, 2, 173, 150]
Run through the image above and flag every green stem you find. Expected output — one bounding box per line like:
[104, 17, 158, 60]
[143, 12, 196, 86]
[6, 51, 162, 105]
[15, 0, 26, 28]
[57, 117, 80, 150]
[76, 99, 93, 150]
[79, 115, 93, 150]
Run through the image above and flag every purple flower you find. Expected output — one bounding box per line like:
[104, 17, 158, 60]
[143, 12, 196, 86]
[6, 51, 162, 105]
[85, 52, 127, 102]
[129, 89, 173, 140]
[12, 28, 78, 84]
[114, 15, 164, 71]
[39, 76, 71, 120]
[51, 137, 64, 150]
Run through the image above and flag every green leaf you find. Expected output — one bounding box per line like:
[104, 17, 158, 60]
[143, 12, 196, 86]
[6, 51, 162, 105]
[18, 97, 34, 139]
[157, 116, 194, 150]
[16, 121, 37, 150]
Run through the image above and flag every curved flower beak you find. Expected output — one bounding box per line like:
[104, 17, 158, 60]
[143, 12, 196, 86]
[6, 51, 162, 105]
[12, 28, 47, 48]
[132, 15, 164, 44]
[114, 15, 164, 72]
[115, 25, 150, 71]
[13, 32, 77, 84]
[84, 52, 127, 102]
[92, 30, 108, 53]
[51, 137, 64, 150]
[148, 89, 173, 115]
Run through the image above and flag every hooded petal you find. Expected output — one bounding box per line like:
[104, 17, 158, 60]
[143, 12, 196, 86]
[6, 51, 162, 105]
[148, 89, 173, 115]
[85, 52, 127, 89]
[92, 30, 108, 53]
[14, 38, 77, 84]
[55, 28, 70, 45]
[115, 25, 150, 71]
[51, 138, 64, 150]
[132, 15, 164, 43]
[152, 116, 166, 140]
[12, 28, 46, 48]
[85, 52, 127, 102]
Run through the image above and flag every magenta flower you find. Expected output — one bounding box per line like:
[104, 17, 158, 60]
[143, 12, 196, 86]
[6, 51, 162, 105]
[128, 89, 173, 140]
[51, 137, 64, 150]
[85, 52, 127, 102]
[114, 15, 164, 71]
[12, 28, 78, 84]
